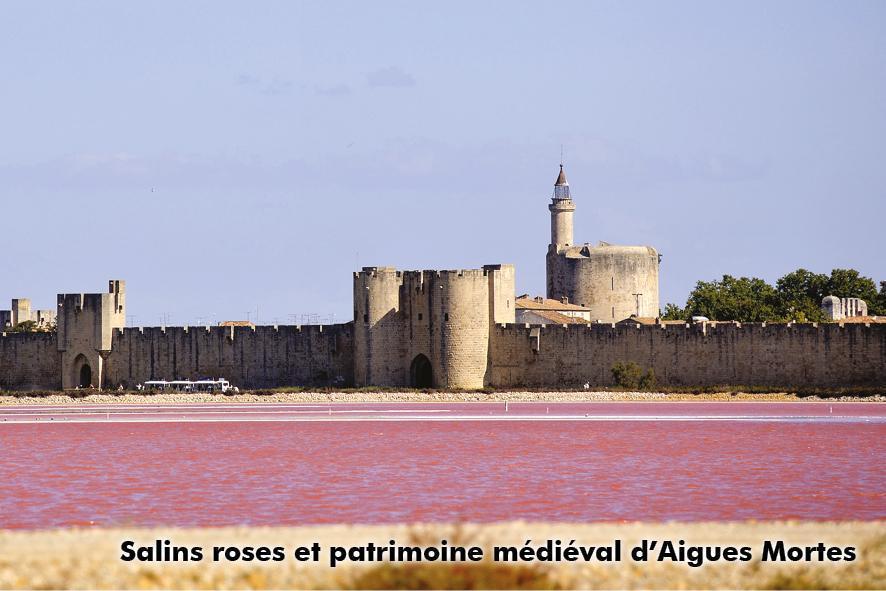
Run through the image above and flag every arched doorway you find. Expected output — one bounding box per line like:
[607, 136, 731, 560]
[410, 354, 433, 388]
[79, 364, 92, 388]
[71, 354, 93, 388]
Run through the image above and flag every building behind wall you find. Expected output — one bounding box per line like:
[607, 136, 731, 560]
[0, 297, 56, 329]
[515, 295, 592, 324]
[821, 296, 869, 320]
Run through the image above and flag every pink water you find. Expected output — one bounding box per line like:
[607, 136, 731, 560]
[1, 403, 884, 529]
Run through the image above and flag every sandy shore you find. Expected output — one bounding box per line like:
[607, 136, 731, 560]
[1, 389, 883, 405]
[0, 521, 882, 589]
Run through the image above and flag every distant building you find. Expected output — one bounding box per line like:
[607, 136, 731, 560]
[515, 295, 591, 324]
[821, 296, 868, 320]
[0, 298, 56, 329]
[615, 316, 689, 327]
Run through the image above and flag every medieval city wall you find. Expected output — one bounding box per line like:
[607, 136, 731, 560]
[489, 321, 886, 388]
[0, 332, 60, 390]
[104, 323, 354, 389]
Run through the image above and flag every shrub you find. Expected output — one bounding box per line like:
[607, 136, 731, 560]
[638, 368, 656, 390]
[611, 361, 656, 390]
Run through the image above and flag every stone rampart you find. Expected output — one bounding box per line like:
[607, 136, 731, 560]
[0, 332, 60, 390]
[489, 321, 886, 388]
[104, 323, 354, 389]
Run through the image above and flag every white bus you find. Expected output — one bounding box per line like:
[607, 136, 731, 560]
[139, 379, 237, 393]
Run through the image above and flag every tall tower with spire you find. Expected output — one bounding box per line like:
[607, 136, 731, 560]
[545, 164, 660, 320]
[548, 164, 575, 252]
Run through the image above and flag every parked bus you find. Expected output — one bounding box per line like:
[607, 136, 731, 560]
[139, 379, 237, 393]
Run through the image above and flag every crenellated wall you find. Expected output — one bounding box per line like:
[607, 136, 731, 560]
[0, 332, 60, 390]
[489, 321, 886, 388]
[2, 276, 884, 392]
[104, 323, 354, 389]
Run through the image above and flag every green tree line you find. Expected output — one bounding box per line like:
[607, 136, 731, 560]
[661, 268, 886, 322]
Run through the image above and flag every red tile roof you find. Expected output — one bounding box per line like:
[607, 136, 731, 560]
[522, 309, 590, 325]
[515, 295, 590, 312]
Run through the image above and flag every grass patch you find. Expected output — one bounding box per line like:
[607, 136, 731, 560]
[341, 562, 560, 590]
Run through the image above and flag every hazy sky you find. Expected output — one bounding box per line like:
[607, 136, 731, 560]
[1, 1, 884, 326]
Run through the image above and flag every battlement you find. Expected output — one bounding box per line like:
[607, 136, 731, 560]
[357, 265, 515, 281]
[355, 267, 401, 279]
[115, 322, 351, 339]
[433, 269, 492, 278]
[496, 320, 886, 336]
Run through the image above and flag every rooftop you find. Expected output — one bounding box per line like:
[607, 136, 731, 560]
[522, 309, 590, 325]
[516, 295, 590, 312]
[218, 320, 255, 327]
[555, 164, 568, 186]
[616, 316, 687, 326]
[838, 316, 886, 324]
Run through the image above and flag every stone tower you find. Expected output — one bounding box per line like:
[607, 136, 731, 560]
[353, 264, 515, 389]
[548, 164, 575, 250]
[57, 280, 126, 389]
[545, 165, 660, 322]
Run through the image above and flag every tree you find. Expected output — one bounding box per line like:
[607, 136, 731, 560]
[875, 281, 886, 316]
[5, 320, 39, 333]
[3, 320, 55, 333]
[825, 269, 879, 306]
[667, 268, 883, 322]
[660, 303, 687, 320]
[684, 275, 781, 322]
[775, 268, 829, 322]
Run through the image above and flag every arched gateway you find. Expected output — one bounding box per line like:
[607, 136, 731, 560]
[71, 354, 93, 388]
[410, 354, 433, 388]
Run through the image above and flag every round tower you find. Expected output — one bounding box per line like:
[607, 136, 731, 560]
[548, 164, 575, 252]
[428, 270, 493, 389]
[353, 267, 404, 386]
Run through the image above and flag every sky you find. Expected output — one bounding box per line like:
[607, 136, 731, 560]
[1, 1, 884, 326]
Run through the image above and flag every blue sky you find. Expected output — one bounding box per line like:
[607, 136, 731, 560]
[1, 1, 884, 325]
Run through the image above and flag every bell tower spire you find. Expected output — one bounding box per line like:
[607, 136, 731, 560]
[548, 164, 575, 251]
